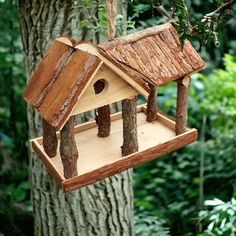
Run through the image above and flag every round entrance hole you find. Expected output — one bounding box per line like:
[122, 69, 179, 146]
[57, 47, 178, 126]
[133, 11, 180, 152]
[93, 79, 108, 95]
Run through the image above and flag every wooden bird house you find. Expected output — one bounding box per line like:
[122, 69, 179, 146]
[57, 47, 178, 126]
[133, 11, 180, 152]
[23, 23, 205, 192]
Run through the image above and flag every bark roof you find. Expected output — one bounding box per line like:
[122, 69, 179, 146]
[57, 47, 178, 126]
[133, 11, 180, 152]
[99, 23, 205, 86]
[23, 38, 149, 130]
[23, 23, 205, 130]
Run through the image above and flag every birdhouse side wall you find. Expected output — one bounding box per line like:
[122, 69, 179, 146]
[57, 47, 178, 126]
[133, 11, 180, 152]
[71, 65, 138, 115]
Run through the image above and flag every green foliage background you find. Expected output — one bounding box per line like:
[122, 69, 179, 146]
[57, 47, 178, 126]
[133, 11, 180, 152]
[0, 0, 235, 235]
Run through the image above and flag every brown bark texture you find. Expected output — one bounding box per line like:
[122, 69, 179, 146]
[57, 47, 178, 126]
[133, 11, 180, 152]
[176, 78, 189, 135]
[60, 117, 78, 179]
[146, 83, 157, 122]
[42, 118, 57, 157]
[96, 105, 111, 137]
[19, 1, 133, 235]
[94, 79, 111, 137]
[121, 97, 139, 156]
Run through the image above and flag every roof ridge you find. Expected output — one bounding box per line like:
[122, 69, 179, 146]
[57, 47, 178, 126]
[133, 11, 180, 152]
[99, 23, 172, 50]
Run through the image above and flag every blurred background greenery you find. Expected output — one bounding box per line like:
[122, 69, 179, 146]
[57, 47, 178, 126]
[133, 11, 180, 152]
[0, 0, 235, 235]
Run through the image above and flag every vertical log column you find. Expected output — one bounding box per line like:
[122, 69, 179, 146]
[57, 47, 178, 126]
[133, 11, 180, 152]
[146, 83, 157, 122]
[176, 77, 191, 135]
[42, 118, 58, 157]
[60, 116, 78, 179]
[94, 80, 111, 137]
[121, 97, 139, 156]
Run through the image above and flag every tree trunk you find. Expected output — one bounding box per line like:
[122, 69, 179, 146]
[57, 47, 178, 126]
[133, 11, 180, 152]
[121, 97, 139, 156]
[19, 1, 133, 235]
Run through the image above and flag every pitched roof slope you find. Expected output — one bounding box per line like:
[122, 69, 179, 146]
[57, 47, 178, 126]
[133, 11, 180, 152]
[23, 40, 101, 130]
[99, 23, 205, 86]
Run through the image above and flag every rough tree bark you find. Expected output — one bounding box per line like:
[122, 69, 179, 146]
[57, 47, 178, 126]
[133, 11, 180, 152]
[121, 97, 139, 156]
[176, 77, 191, 135]
[96, 105, 111, 137]
[94, 80, 111, 137]
[42, 118, 57, 157]
[19, 1, 133, 235]
[60, 116, 78, 179]
[146, 83, 157, 122]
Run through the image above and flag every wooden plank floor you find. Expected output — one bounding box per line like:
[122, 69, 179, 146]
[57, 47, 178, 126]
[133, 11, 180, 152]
[36, 112, 175, 179]
[32, 108, 197, 191]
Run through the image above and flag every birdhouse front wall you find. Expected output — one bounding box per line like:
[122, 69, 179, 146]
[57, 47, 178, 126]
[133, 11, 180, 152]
[71, 64, 138, 115]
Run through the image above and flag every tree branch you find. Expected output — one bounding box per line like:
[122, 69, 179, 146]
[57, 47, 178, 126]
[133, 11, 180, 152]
[206, 0, 235, 17]
[154, 5, 172, 20]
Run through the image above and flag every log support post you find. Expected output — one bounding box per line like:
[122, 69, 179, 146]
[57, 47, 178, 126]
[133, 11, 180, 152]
[60, 116, 78, 179]
[146, 83, 157, 122]
[121, 97, 139, 156]
[94, 80, 111, 137]
[96, 105, 111, 137]
[42, 118, 58, 157]
[176, 77, 191, 135]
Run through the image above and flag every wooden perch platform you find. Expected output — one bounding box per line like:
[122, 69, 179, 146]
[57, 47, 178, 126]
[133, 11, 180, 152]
[31, 105, 197, 192]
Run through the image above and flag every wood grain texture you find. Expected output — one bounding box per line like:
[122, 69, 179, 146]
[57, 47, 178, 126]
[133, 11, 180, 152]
[31, 140, 64, 186]
[60, 117, 78, 179]
[75, 42, 150, 97]
[96, 105, 111, 137]
[23, 40, 74, 108]
[92, 47, 151, 96]
[56, 36, 78, 47]
[31, 107, 198, 192]
[100, 23, 171, 50]
[42, 118, 58, 157]
[71, 64, 138, 115]
[176, 77, 190, 135]
[99, 23, 205, 86]
[93, 76, 111, 137]
[94, 78, 111, 137]
[62, 129, 197, 192]
[24, 23, 204, 133]
[38, 50, 101, 130]
[121, 97, 138, 156]
[146, 83, 157, 122]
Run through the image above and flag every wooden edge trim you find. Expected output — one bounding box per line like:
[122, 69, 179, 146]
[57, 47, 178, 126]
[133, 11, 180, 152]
[156, 112, 176, 130]
[74, 41, 100, 56]
[56, 36, 79, 47]
[62, 128, 198, 192]
[31, 141, 64, 186]
[141, 105, 176, 130]
[158, 64, 205, 87]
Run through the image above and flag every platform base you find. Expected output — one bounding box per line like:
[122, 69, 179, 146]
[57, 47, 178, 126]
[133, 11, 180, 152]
[31, 106, 197, 192]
